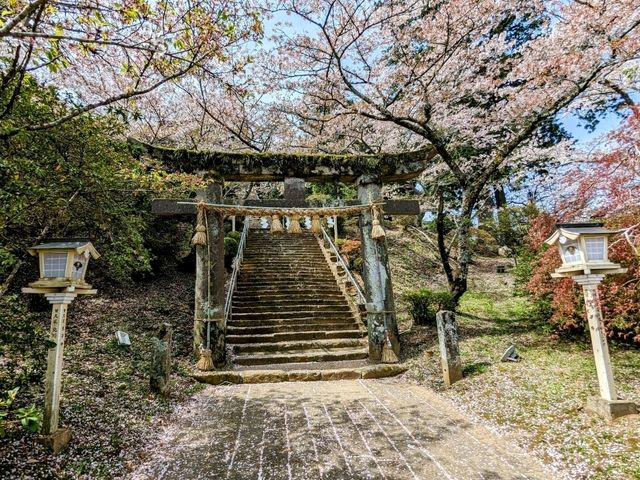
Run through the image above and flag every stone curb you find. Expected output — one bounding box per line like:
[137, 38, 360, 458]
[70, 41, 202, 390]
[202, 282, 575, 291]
[192, 364, 407, 385]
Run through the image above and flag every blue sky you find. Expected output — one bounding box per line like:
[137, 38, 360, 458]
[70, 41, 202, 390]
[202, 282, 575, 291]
[562, 111, 624, 145]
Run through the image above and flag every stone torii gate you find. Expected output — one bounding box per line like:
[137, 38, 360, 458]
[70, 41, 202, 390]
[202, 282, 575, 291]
[132, 140, 436, 365]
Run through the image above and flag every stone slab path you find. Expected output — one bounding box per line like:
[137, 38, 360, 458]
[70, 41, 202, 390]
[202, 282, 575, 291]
[130, 380, 553, 480]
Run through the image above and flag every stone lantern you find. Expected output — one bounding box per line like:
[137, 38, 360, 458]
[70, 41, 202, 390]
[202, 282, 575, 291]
[22, 239, 99, 452]
[545, 223, 636, 420]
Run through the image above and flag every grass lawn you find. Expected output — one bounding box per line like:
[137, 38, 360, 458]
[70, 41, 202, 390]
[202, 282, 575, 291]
[399, 291, 640, 480]
[383, 225, 640, 479]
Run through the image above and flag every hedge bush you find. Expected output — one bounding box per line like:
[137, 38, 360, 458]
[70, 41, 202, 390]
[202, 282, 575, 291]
[403, 289, 454, 325]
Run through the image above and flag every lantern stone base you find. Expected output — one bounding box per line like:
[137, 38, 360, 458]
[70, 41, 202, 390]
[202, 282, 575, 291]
[586, 396, 638, 421]
[39, 428, 72, 454]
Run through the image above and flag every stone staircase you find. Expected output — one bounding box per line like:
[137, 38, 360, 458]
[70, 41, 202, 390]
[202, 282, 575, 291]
[227, 229, 368, 367]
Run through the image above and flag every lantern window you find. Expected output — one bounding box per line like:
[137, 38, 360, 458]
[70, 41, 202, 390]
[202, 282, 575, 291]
[43, 253, 67, 277]
[562, 243, 581, 264]
[584, 237, 605, 261]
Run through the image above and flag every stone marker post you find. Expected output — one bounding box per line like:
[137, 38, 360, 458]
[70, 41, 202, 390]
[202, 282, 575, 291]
[150, 323, 173, 396]
[41, 292, 77, 451]
[436, 310, 463, 386]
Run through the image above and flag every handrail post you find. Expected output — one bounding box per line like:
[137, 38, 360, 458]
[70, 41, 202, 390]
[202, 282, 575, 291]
[224, 216, 251, 329]
[320, 225, 365, 305]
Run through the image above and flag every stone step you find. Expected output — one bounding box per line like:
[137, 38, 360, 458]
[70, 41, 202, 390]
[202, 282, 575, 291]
[234, 281, 339, 288]
[228, 316, 356, 328]
[233, 297, 347, 307]
[232, 303, 350, 314]
[238, 274, 337, 282]
[226, 329, 364, 344]
[235, 277, 335, 285]
[233, 347, 369, 366]
[240, 268, 335, 275]
[242, 257, 326, 263]
[234, 282, 342, 292]
[192, 364, 408, 385]
[232, 300, 350, 316]
[243, 253, 324, 257]
[231, 310, 354, 321]
[228, 321, 357, 334]
[232, 290, 346, 299]
[242, 264, 331, 270]
[231, 338, 366, 354]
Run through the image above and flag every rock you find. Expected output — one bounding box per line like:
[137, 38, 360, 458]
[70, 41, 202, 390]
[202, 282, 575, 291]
[150, 323, 172, 396]
[115, 330, 131, 347]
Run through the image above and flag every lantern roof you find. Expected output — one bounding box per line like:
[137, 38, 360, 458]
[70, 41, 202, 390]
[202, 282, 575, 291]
[28, 239, 100, 259]
[544, 223, 621, 246]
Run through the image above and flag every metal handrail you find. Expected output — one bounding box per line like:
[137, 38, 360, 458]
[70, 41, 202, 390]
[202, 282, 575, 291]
[320, 225, 366, 305]
[224, 216, 250, 326]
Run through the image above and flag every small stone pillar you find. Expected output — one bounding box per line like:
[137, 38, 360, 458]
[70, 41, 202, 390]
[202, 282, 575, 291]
[194, 180, 226, 365]
[357, 175, 399, 362]
[150, 323, 173, 396]
[436, 310, 463, 386]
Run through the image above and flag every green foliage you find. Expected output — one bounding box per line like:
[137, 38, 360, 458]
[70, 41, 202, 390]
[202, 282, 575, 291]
[224, 237, 239, 268]
[309, 182, 357, 201]
[0, 74, 199, 286]
[480, 206, 533, 250]
[224, 237, 239, 257]
[403, 288, 453, 325]
[226, 231, 241, 242]
[0, 295, 47, 394]
[0, 387, 41, 437]
[16, 404, 41, 433]
[422, 215, 455, 236]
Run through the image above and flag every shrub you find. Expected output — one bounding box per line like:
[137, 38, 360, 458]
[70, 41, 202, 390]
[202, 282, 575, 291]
[224, 237, 239, 268]
[525, 212, 640, 344]
[403, 289, 454, 326]
[226, 231, 241, 242]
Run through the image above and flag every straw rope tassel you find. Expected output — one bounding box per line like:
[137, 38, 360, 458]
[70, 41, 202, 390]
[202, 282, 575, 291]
[195, 210, 213, 371]
[271, 214, 284, 234]
[371, 205, 386, 239]
[191, 203, 208, 246]
[288, 214, 302, 234]
[196, 344, 214, 370]
[311, 214, 322, 234]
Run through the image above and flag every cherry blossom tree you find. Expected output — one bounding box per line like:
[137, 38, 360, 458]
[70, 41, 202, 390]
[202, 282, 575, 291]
[271, 0, 640, 304]
[0, 0, 263, 138]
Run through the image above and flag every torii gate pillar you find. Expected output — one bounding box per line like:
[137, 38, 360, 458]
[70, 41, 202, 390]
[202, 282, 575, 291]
[357, 175, 400, 362]
[194, 181, 226, 365]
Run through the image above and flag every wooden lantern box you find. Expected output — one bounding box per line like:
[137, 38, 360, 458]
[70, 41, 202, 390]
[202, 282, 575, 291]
[22, 240, 100, 293]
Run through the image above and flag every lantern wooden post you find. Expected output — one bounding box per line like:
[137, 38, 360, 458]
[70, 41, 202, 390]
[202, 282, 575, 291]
[42, 292, 76, 438]
[574, 275, 616, 401]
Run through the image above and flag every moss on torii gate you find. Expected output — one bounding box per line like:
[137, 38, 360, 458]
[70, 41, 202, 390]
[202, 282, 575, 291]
[128, 138, 437, 183]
